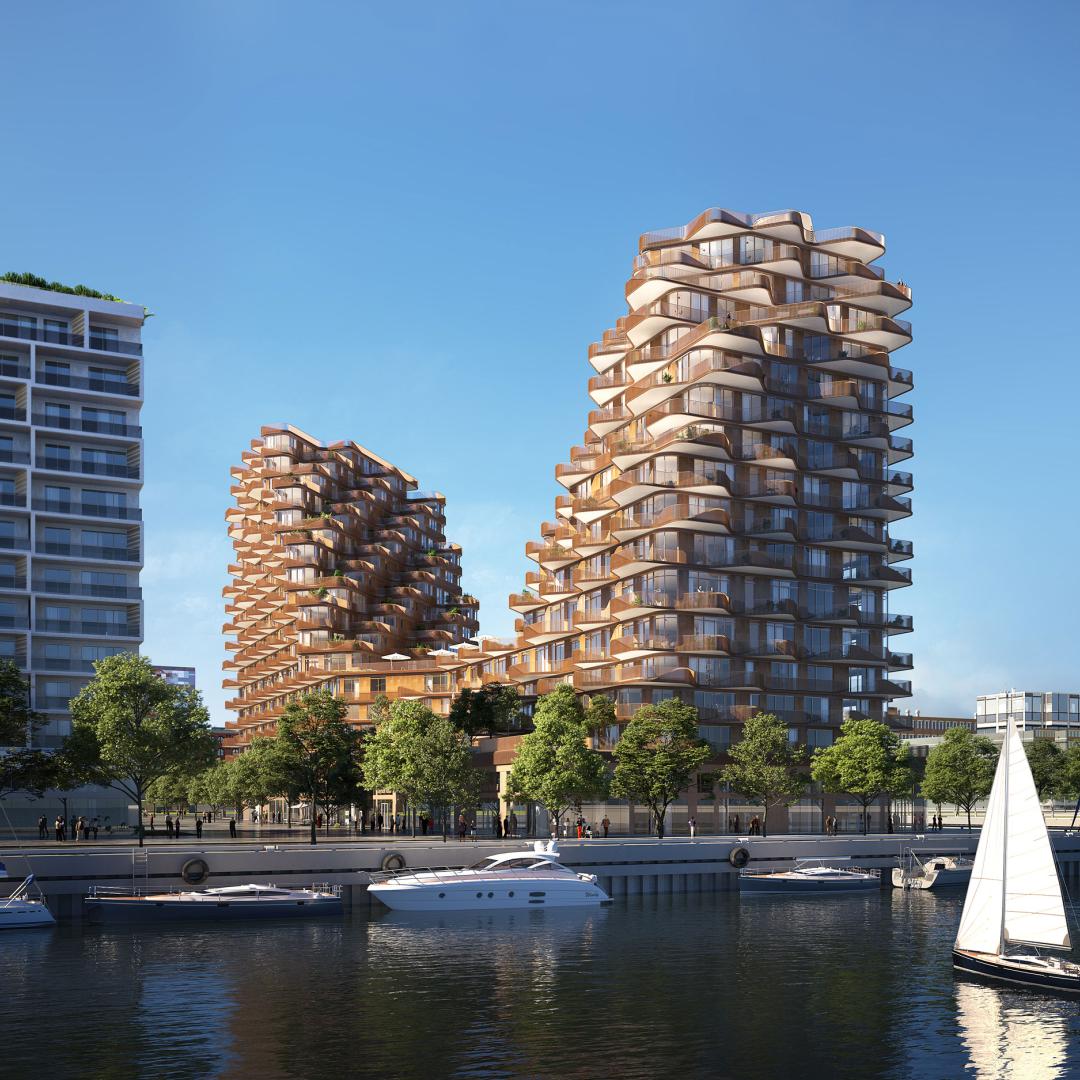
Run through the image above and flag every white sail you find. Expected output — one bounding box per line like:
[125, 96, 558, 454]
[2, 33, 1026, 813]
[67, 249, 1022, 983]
[955, 717, 1070, 954]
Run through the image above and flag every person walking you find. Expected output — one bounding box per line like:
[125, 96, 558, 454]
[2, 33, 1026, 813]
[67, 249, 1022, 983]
[494, 816, 502, 840]
[689, 816, 697, 838]
[457, 813, 467, 841]
[502, 814, 510, 839]
[37, 815, 47, 840]
[164, 813, 172, 838]
[54, 815, 63, 842]
[601, 816, 610, 838]
[509, 811, 518, 839]
[195, 818, 203, 840]
[229, 818, 237, 838]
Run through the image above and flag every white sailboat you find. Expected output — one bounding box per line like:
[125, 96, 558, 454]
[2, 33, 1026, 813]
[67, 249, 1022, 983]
[953, 716, 1080, 991]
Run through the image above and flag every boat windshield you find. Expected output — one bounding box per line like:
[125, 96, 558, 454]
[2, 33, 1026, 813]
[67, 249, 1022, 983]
[467, 856, 551, 872]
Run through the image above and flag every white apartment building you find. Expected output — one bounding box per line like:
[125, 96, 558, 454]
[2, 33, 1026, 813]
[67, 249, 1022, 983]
[0, 279, 144, 797]
[976, 690, 1080, 742]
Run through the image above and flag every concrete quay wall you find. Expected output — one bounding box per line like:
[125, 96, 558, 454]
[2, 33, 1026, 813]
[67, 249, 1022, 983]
[7, 832, 1080, 919]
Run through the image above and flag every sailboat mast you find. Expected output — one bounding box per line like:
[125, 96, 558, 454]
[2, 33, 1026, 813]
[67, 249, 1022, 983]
[1000, 718, 1010, 956]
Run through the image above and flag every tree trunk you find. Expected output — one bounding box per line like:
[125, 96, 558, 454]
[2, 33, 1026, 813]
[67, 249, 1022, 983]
[309, 801, 317, 846]
[136, 784, 144, 847]
[655, 807, 665, 839]
[966, 805, 972, 830]
[761, 800, 768, 839]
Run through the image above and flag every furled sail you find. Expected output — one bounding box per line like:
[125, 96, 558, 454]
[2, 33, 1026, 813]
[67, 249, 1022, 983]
[955, 717, 1070, 954]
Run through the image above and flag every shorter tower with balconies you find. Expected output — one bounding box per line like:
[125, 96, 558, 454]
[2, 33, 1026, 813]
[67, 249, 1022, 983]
[222, 425, 479, 746]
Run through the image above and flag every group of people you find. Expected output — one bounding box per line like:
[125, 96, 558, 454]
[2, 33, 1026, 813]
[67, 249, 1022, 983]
[42, 814, 105, 841]
[495, 812, 520, 839]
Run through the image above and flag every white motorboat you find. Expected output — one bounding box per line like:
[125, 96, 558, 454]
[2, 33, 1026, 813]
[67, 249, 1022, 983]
[953, 716, 1080, 993]
[892, 851, 972, 890]
[0, 874, 56, 929]
[85, 882, 343, 921]
[740, 858, 880, 894]
[367, 841, 610, 911]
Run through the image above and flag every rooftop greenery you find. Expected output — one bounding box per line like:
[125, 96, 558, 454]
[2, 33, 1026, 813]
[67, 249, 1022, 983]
[1, 271, 127, 304]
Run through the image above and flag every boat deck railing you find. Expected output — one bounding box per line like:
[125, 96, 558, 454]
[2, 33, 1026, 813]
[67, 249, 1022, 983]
[367, 865, 482, 886]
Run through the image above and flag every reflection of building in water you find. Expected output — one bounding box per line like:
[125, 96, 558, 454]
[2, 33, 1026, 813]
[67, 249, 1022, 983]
[955, 980, 1068, 1079]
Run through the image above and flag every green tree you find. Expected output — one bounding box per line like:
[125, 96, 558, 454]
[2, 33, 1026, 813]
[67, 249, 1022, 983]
[1025, 738, 1066, 801]
[810, 717, 911, 834]
[275, 691, 363, 844]
[65, 654, 217, 845]
[721, 712, 807, 838]
[610, 699, 710, 839]
[920, 727, 997, 829]
[0, 658, 44, 747]
[506, 685, 607, 833]
[362, 700, 478, 834]
[369, 693, 391, 725]
[584, 694, 617, 742]
[449, 683, 522, 737]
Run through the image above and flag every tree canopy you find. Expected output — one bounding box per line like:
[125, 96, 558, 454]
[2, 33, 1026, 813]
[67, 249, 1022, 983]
[610, 698, 710, 838]
[920, 727, 998, 829]
[506, 685, 607, 830]
[275, 691, 363, 844]
[0, 659, 57, 799]
[721, 712, 807, 838]
[810, 717, 911, 834]
[66, 654, 217, 844]
[1025, 738, 1067, 800]
[362, 700, 478, 831]
[449, 683, 522, 737]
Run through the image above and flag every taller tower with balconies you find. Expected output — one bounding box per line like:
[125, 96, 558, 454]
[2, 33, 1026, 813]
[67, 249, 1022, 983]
[0, 278, 144, 764]
[509, 209, 913, 753]
[222, 425, 479, 746]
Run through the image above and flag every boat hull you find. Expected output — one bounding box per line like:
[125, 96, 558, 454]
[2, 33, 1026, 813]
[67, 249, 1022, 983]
[740, 875, 878, 894]
[0, 901, 56, 928]
[952, 949, 1080, 994]
[892, 867, 972, 890]
[368, 880, 609, 912]
[85, 897, 342, 922]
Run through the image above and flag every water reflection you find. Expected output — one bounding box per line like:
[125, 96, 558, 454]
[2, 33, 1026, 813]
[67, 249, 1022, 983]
[956, 981, 1070, 1080]
[2, 896, 1080, 1079]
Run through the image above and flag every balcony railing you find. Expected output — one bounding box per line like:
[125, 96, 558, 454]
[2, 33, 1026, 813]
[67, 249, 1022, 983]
[38, 457, 139, 479]
[37, 620, 138, 637]
[88, 334, 142, 356]
[0, 449, 30, 465]
[31, 580, 141, 599]
[31, 414, 142, 438]
[36, 371, 139, 397]
[0, 321, 81, 346]
[36, 542, 140, 563]
[32, 499, 142, 521]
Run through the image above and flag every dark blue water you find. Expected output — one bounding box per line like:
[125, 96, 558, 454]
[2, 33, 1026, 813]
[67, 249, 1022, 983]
[2, 891, 1078, 1079]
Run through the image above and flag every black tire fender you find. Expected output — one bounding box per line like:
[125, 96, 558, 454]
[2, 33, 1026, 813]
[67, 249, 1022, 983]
[729, 846, 751, 869]
[381, 851, 406, 872]
[181, 857, 210, 885]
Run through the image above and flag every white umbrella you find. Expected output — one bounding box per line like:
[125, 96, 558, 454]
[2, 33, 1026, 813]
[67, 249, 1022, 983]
[428, 648, 454, 657]
[382, 652, 409, 669]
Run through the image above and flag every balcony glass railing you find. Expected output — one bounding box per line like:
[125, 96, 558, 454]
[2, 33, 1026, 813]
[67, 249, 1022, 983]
[39, 457, 139, 479]
[36, 542, 140, 562]
[31, 414, 142, 438]
[32, 499, 142, 521]
[31, 580, 141, 599]
[36, 371, 139, 397]
[37, 620, 137, 637]
[88, 335, 142, 356]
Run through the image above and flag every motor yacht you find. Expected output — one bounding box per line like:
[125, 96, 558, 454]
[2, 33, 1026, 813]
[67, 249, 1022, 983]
[367, 841, 610, 911]
[0, 875, 56, 929]
[740, 859, 880, 894]
[85, 882, 343, 921]
[892, 851, 972, 890]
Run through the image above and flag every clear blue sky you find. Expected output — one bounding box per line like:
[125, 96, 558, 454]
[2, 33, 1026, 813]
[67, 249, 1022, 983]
[4, 2, 1078, 723]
